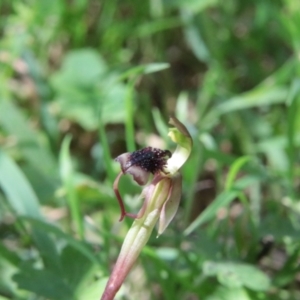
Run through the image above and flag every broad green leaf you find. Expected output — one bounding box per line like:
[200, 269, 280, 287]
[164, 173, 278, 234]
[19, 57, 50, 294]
[206, 286, 250, 300]
[52, 49, 107, 86]
[22, 163, 58, 204]
[51, 49, 127, 129]
[0, 259, 21, 299]
[23, 217, 99, 265]
[0, 100, 58, 179]
[76, 276, 108, 300]
[0, 151, 62, 271]
[256, 136, 289, 171]
[203, 261, 271, 292]
[0, 150, 41, 218]
[13, 267, 74, 300]
[61, 245, 94, 290]
[0, 242, 21, 267]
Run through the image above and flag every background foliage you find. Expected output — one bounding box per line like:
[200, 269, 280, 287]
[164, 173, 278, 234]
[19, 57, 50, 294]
[0, 0, 300, 299]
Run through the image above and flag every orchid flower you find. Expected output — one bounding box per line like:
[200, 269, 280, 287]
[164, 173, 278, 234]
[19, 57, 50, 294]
[100, 116, 192, 300]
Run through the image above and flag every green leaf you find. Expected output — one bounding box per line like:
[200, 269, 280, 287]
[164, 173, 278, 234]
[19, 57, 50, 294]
[152, 107, 169, 140]
[76, 276, 108, 300]
[206, 286, 251, 300]
[0, 150, 42, 218]
[143, 62, 170, 74]
[51, 49, 127, 129]
[216, 86, 288, 114]
[61, 245, 94, 289]
[203, 261, 271, 292]
[287, 78, 300, 197]
[181, 9, 210, 62]
[184, 190, 239, 235]
[134, 18, 182, 37]
[168, 0, 218, 12]
[23, 217, 99, 265]
[0, 100, 58, 179]
[0, 151, 63, 272]
[52, 49, 107, 86]
[225, 156, 251, 191]
[118, 63, 170, 81]
[184, 166, 263, 235]
[13, 267, 74, 300]
[0, 242, 21, 267]
[59, 135, 84, 239]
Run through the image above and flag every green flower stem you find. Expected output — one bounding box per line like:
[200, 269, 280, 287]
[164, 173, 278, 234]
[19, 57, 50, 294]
[101, 177, 171, 300]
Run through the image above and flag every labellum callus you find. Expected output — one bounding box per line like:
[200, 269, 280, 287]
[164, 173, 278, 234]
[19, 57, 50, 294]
[114, 147, 172, 221]
[127, 147, 171, 174]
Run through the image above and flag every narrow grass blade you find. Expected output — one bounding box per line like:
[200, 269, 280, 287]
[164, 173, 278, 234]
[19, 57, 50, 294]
[184, 190, 239, 235]
[225, 156, 251, 191]
[59, 135, 84, 239]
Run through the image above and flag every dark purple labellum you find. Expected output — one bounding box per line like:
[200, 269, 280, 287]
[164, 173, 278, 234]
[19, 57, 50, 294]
[126, 147, 171, 174]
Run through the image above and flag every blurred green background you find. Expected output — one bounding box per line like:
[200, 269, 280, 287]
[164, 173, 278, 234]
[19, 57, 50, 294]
[0, 0, 300, 299]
